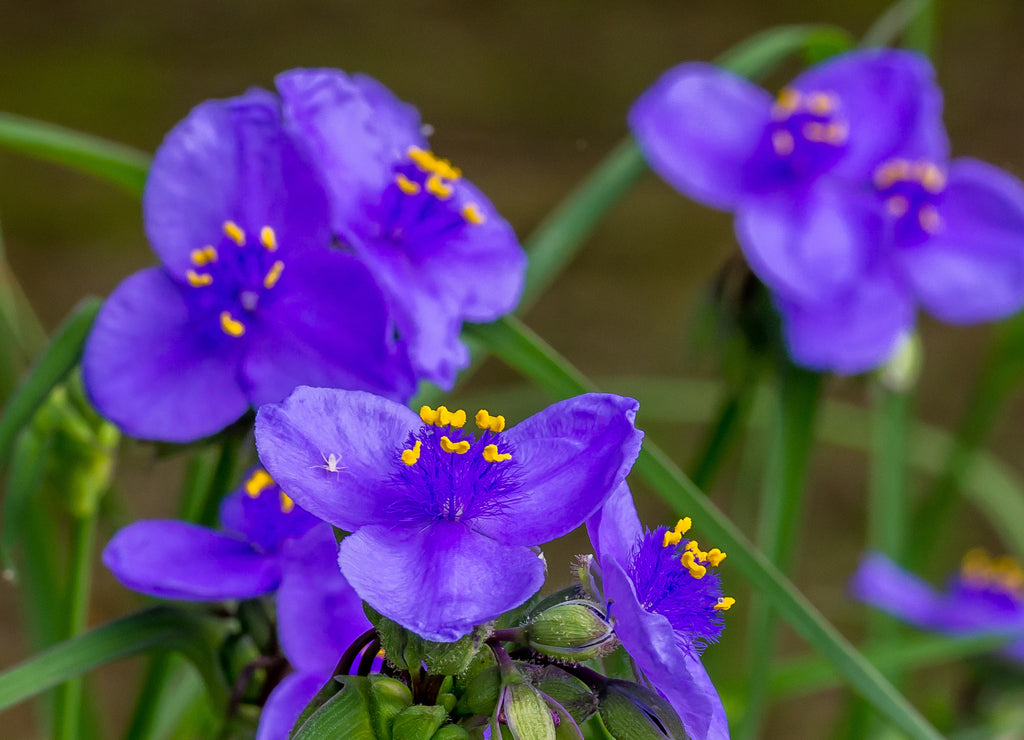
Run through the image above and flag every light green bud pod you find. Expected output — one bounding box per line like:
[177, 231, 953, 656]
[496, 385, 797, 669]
[598, 680, 688, 740]
[431, 725, 471, 740]
[456, 665, 501, 716]
[391, 704, 447, 740]
[501, 683, 557, 740]
[369, 676, 413, 739]
[523, 600, 615, 661]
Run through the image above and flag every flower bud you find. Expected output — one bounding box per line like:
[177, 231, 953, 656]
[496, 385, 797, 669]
[499, 682, 557, 740]
[369, 675, 413, 739]
[431, 725, 471, 740]
[456, 665, 502, 716]
[598, 680, 687, 740]
[392, 704, 448, 740]
[523, 666, 597, 727]
[523, 600, 616, 661]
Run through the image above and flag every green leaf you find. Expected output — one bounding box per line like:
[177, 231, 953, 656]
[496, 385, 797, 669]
[0, 112, 149, 195]
[717, 24, 854, 80]
[0, 606, 229, 714]
[292, 677, 376, 740]
[0, 297, 101, 470]
[469, 317, 942, 740]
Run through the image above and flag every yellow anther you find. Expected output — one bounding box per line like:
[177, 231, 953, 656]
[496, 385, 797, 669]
[245, 469, 275, 498]
[408, 146, 462, 181]
[921, 164, 946, 193]
[419, 405, 439, 425]
[807, 92, 833, 115]
[462, 203, 486, 225]
[186, 270, 213, 287]
[263, 260, 285, 289]
[449, 409, 467, 428]
[223, 221, 246, 246]
[885, 195, 910, 217]
[279, 491, 295, 514]
[475, 409, 506, 433]
[824, 122, 848, 145]
[680, 551, 707, 579]
[685, 540, 699, 553]
[260, 226, 278, 251]
[773, 87, 801, 118]
[714, 596, 736, 611]
[401, 440, 422, 466]
[435, 406, 457, 426]
[919, 205, 943, 234]
[482, 444, 512, 463]
[190, 246, 218, 265]
[662, 531, 682, 548]
[220, 311, 246, 337]
[706, 548, 727, 566]
[426, 173, 454, 199]
[376, 647, 386, 659]
[961, 548, 991, 580]
[395, 173, 421, 195]
[772, 130, 794, 157]
[674, 517, 692, 535]
[439, 436, 471, 455]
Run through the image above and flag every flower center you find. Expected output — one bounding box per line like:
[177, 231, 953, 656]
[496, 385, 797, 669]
[766, 87, 849, 179]
[183, 221, 287, 338]
[873, 158, 947, 246]
[626, 518, 731, 651]
[389, 406, 518, 524]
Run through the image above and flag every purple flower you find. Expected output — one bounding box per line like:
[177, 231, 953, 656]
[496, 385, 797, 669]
[254, 388, 643, 642]
[631, 49, 1024, 373]
[83, 89, 417, 442]
[851, 550, 1024, 661]
[587, 484, 731, 740]
[277, 69, 528, 388]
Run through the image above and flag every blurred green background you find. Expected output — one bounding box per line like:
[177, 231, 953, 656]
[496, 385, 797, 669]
[3, 0, 1024, 737]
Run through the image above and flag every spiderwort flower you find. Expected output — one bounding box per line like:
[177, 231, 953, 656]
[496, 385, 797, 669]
[277, 69, 528, 388]
[852, 549, 1024, 661]
[83, 89, 416, 442]
[255, 388, 643, 642]
[587, 484, 731, 740]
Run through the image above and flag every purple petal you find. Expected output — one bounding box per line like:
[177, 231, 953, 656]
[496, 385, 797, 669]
[337, 522, 545, 642]
[629, 62, 773, 210]
[82, 268, 249, 442]
[776, 269, 915, 375]
[277, 526, 369, 675]
[241, 249, 417, 407]
[145, 90, 331, 277]
[736, 184, 881, 304]
[256, 671, 328, 740]
[277, 68, 426, 233]
[255, 387, 421, 531]
[102, 520, 280, 601]
[792, 49, 947, 180]
[603, 558, 726, 740]
[586, 482, 642, 568]
[898, 158, 1024, 323]
[474, 394, 644, 547]
[218, 471, 320, 554]
[850, 553, 947, 629]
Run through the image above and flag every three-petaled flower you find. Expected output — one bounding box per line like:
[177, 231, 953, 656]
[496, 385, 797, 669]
[255, 388, 643, 642]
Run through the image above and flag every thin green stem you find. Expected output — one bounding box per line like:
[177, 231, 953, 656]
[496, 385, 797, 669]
[123, 655, 174, 740]
[688, 380, 758, 492]
[198, 433, 244, 527]
[738, 363, 823, 740]
[861, 0, 931, 48]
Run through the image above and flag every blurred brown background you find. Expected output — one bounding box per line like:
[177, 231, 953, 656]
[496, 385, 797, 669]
[3, 0, 1024, 737]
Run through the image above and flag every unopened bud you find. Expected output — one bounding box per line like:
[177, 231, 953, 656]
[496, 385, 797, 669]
[369, 675, 412, 738]
[879, 332, 922, 392]
[598, 680, 687, 740]
[456, 665, 502, 716]
[527, 666, 597, 728]
[391, 704, 447, 740]
[432, 725, 471, 740]
[500, 682, 557, 740]
[523, 600, 615, 660]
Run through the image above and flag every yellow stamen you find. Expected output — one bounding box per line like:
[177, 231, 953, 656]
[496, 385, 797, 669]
[714, 596, 736, 611]
[482, 444, 512, 463]
[408, 146, 462, 181]
[807, 92, 833, 115]
[772, 130, 794, 157]
[419, 405, 439, 425]
[475, 409, 506, 433]
[440, 436, 470, 455]
[186, 270, 213, 287]
[680, 551, 707, 579]
[395, 173, 421, 195]
[435, 406, 466, 427]
[279, 491, 295, 514]
[220, 311, 245, 337]
[260, 226, 278, 251]
[921, 164, 946, 193]
[885, 195, 909, 217]
[919, 205, 943, 234]
[263, 260, 285, 289]
[824, 122, 848, 145]
[772, 87, 801, 119]
[426, 173, 454, 199]
[376, 647, 386, 659]
[223, 221, 246, 246]
[449, 409, 467, 428]
[674, 517, 692, 535]
[462, 203, 485, 225]
[191, 246, 218, 265]
[401, 440, 422, 466]
[706, 548, 727, 566]
[245, 468, 275, 498]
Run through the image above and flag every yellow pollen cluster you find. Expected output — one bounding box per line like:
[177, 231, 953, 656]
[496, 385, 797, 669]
[462, 203, 486, 225]
[279, 491, 296, 514]
[420, 405, 467, 428]
[802, 121, 848, 145]
[873, 159, 947, 193]
[475, 409, 505, 433]
[186, 270, 213, 287]
[772, 130, 795, 157]
[395, 173, 421, 195]
[426, 173, 454, 199]
[771, 88, 837, 119]
[714, 596, 736, 611]
[408, 146, 462, 181]
[961, 548, 1024, 593]
[245, 468, 275, 498]
[440, 435, 471, 455]
[401, 440, 422, 466]
[220, 311, 245, 337]
[260, 226, 278, 251]
[223, 220, 246, 246]
[662, 517, 692, 548]
[482, 444, 511, 463]
[681, 537, 727, 579]
[263, 260, 285, 289]
[191, 246, 218, 266]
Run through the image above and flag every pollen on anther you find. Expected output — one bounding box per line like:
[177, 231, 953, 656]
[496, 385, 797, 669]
[186, 270, 213, 287]
[426, 173, 454, 199]
[919, 205, 943, 234]
[223, 221, 246, 246]
[419, 405, 439, 425]
[681, 551, 707, 579]
[395, 173, 421, 195]
[482, 444, 511, 463]
[260, 226, 278, 251]
[220, 311, 246, 337]
[886, 195, 910, 217]
[440, 436, 470, 455]
[279, 491, 295, 514]
[401, 440, 422, 466]
[245, 469, 275, 498]
[191, 246, 218, 265]
[706, 548, 727, 566]
[263, 260, 285, 289]
[475, 409, 505, 433]
[662, 530, 682, 548]
[772, 130, 794, 157]
[714, 596, 736, 611]
[462, 203, 485, 225]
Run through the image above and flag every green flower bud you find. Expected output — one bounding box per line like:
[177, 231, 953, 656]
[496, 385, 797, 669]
[523, 600, 615, 660]
[598, 680, 688, 740]
[500, 682, 557, 740]
[369, 676, 413, 739]
[431, 725, 471, 740]
[527, 666, 597, 727]
[456, 665, 501, 716]
[392, 704, 448, 740]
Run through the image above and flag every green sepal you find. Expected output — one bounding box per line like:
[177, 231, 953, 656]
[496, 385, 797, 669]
[374, 614, 488, 676]
[503, 683, 556, 740]
[291, 676, 375, 739]
[369, 676, 413, 740]
[431, 725, 471, 740]
[391, 704, 447, 740]
[525, 666, 596, 727]
[597, 680, 687, 740]
[455, 666, 501, 717]
[523, 600, 615, 661]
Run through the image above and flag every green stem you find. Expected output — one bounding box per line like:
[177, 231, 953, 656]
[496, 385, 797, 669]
[123, 655, 174, 740]
[861, 0, 932, 48]
[688, 381, 758, 492]
[198, 433, 244, 527]
[53, 509, 98, 740]
[738, 363, 823, 740]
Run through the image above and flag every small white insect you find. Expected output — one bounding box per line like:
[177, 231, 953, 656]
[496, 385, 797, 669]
[312, 452, 344, 474]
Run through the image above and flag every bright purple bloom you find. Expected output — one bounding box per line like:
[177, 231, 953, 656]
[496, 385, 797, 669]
[632, 50, 1024, 373]
[851, 550, 1024, 661]
[255, 388, 643, 642]
[277, 69, 527, 388]
[84, 89, 416, 442]
[587, 484, 730, 740]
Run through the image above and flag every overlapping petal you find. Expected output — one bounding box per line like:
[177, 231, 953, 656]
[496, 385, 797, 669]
[257, 671, 326, 740]
[585, 482, 641, 569]
[337, 522, 545, 642]
[218, 479, 319, 555]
